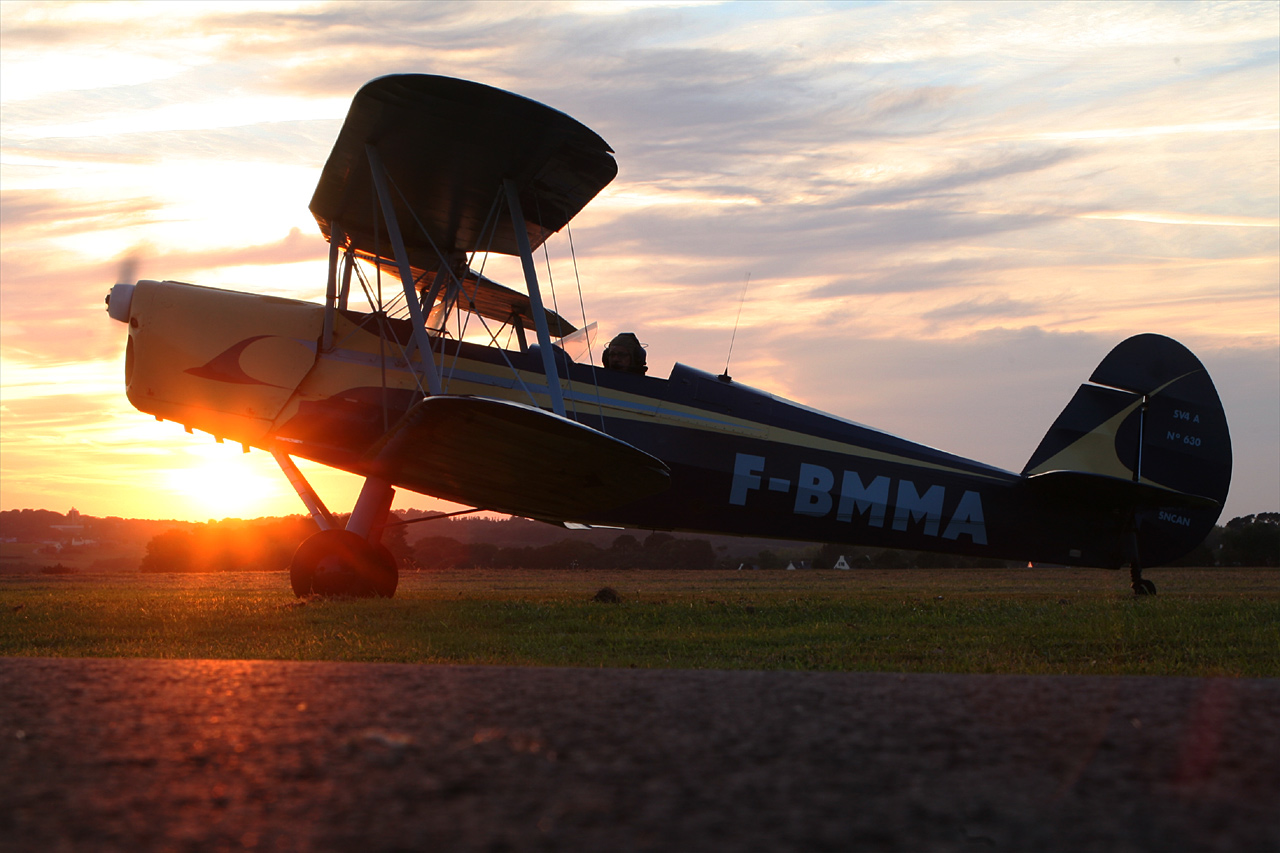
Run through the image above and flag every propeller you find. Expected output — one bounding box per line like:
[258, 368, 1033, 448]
[106, 250, 143, 323]
[116, 254, 138, 288]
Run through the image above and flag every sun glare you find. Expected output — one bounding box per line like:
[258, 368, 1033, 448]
[165, 447, 287, 521]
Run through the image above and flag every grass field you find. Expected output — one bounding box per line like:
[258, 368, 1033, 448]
[2, 567, 1277, 676]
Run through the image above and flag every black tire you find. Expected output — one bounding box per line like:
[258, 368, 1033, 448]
[290, 529, 398, 598]
[290, 555, 315, 597]
[368, 543, 399, 598]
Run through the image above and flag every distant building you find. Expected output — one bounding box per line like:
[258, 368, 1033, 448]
[785, 560, 810, 571]
[49, 508, 93, 548]
[833, 555, 851, 570]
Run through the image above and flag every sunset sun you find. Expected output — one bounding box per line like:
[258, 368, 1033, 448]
[165, 448, 286, 521]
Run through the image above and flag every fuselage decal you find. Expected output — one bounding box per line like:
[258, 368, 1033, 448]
[729, 452, 988, 545]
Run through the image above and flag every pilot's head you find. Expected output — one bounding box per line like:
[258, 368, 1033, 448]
[603, 332, 647, 375]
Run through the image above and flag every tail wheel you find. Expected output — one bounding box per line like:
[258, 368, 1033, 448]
[290, 529, 398, 598]
[1126, 532, 1157, 597]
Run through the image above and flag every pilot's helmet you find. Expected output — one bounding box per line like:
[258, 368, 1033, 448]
[603, 332, 647, 374]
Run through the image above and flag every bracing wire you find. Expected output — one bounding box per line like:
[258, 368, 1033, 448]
[371, 179, 389, 430]
[564, 221, 608, 431]
[376, 171, 576, 410]
[384, 507, 486, 527]
[564, 223, 597, 369]
[429, 184, 542, 408]
[536, 196, 580, 421]
[540, 231, 579, 420]
[350, 261, 427, 398]
[440, 186, 506, 391]
[721, 272, 751, 380]
[353, 169, 529, 405]
[388, 176, 505, 392]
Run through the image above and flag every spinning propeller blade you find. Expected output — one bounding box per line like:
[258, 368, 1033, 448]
[105, 251, 143, 323]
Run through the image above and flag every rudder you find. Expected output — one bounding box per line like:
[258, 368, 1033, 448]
[1022, 334, 1231, 567]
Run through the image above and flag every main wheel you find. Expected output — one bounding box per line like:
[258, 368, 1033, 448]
[369, 543, 399, 598]
[290, 530, 398, 598]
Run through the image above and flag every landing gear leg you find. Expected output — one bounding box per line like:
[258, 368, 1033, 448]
[273, 451, 400, 598]
[1127, 531, 1156, 596]
[1130, 565, 1157, 596]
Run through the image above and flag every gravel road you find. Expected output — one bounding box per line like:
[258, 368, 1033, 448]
[2, 658, 1276, 852]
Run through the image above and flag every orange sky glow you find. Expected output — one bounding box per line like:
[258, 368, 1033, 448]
[1, 0, 1277, 524]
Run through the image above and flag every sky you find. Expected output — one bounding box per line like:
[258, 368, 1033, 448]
[1, 0, 1277, 525]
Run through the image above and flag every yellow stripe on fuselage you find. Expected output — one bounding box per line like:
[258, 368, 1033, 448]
[274, 313, 1011, 482]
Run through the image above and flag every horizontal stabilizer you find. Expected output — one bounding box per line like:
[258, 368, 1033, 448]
[1021, 470, 1220, 511]
[363, 396, 669, 520]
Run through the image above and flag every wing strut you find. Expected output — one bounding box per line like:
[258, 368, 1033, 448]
[321, 223, 344, 351]
[320, 224, 357, 349]
[273, 449, 396, 540]
[338, 247, 353, 310]
[364, 144, 444, 396]
[272, 449, 337, 531]
[504, 178, 566, 417]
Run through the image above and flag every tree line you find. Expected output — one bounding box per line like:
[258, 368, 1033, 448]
[7, 508, 1272, 573]
[1176, 512, 1279, 567]
[411, 532, 718, 570]
[126, 512, 1278, 572]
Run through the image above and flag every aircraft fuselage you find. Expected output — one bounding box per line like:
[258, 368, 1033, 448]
[120, 279, 1161, 569]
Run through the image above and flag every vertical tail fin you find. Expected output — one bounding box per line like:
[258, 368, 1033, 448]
[1023, 334, 1231, 567]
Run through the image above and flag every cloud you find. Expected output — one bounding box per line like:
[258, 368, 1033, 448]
[157, 227, 328, 273]
[921, 294, 1046, 324]
[842, 149, 1078, 207]
[2, 120, 340, 167]
[2, 216, 325, 288]
[811, 256, 1033, 299]
[1, 223, 327, 367]
[0, 189, 162, 234]
[1, 0, 1275, 521]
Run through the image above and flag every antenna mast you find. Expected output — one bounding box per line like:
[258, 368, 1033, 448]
[720, 272, 751, 382]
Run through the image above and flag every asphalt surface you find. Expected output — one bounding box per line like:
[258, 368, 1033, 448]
[2, 658, 1277, 852]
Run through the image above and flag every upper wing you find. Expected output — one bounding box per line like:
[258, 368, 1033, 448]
[310, 74, 617, 263]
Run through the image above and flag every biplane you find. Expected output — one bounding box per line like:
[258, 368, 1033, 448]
[106, 74, 1231, 597]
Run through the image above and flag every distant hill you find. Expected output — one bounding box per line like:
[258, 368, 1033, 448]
[0, 507, 199, 545]
[4, 508, 1271, 571]
[0, 508, 831, 573]
[0, 508, 202, 573]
